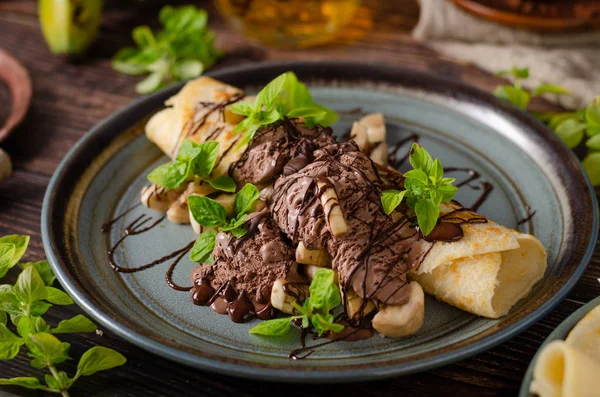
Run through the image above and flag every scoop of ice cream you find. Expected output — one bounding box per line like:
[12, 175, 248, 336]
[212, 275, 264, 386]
[230, 120, 336, 187]
[270, 141, 431, 306]
[191, 212, 295, 303]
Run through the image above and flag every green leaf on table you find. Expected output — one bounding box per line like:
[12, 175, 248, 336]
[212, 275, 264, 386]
[555, 119, 586, 149]
[0, 323, 24, 360]
[585, 96, 600, 127]
[0, 377, 47, 390]
[44, 287, 74, 305]
[112, 5, 221, 94]
[586, 134, 600, 150]
[249, 317, 293, 336]
[494, 85, 530, 109]
[496, 66, 529, 79]
[582, 152, 600, 186]
[0, 244, 16, 279]
[207, 176, 236, 193]
[234, 183, 260, 216]
[75, 346, 127, 378]
[19, 261, 55, 286]
[415, 199, 439, 236]
[531, 84, 570, 96]
[189, 230, 218, 263]
[0, 235, 29, 266]
[51, 315, 97, 334]
[25, 332, 70, 368]
[14, 266, 47, 306]
[29, 301, 52, 317]
[188, 196, 227, 227]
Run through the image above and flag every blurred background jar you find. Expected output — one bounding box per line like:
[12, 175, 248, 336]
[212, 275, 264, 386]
[215, 0, 360, 48]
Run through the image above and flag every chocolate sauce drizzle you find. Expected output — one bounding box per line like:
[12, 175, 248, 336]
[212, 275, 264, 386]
[517, 205, 537, 226]
[445, 167, 494, 212]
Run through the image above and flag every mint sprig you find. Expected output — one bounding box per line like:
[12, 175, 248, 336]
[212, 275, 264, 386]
[493, 66, 600, 186]
[112, 5, 221, 94]
[230, 72, 338, 146]
[249, 268, 344, 337]
[0, 235, 126, 396]
[188, 183, 260, 263]
[147, 139, 236, 192]
[381, 143, 457, 236]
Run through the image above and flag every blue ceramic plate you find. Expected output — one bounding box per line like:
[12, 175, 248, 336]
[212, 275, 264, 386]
[519, 296, 600, 396]
[41, 62, 598, 382]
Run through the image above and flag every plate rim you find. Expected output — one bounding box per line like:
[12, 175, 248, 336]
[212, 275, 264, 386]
[519, 295, 600, 397]
[41, 61, 599, 382]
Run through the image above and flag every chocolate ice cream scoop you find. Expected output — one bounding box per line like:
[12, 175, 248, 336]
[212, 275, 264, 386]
[192, 212, 296, 304]
[230, 119, 336, 187]
[271, 141, 431, 306]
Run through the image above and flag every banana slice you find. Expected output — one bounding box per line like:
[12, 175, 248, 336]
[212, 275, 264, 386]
[270, 278, 308, 315]
[372, 282, 424, 338]
[141, 184, 186, 213]
[295, 242, 331, 267]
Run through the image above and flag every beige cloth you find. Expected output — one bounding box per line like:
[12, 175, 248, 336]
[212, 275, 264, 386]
[413, 0, 600, 109]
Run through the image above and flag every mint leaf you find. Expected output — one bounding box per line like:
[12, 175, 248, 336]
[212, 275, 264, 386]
[234, 183, 260, 216]
[494, 85, 530, 109]
[207, 175, 236, 192]
[172, 60, 203, 80]
[229, 227, 247, 238]
[555, 119, 586, 149]
[586, 96, 600, 127]
[0, 311, 6, 325]
[17, 316, 34, 338]
[548, 113, 579, 130]
[44, 287, 74, 305]
[582, 152, 600, 186]
[0, 235, 29, 266]
[0, 243, 16, 279]
[404, 169, 429, 185]
[531, 84, 570, 96]
[229, 101, 253, 116]
[51, 315, 97, 334]
[586, 134, 600, 150]
[188, 195, 227, 227]
[29, 301, 52, 317]
[0, 323, 24, 359]
[14, 266, 47, 307]
[415, 199, 439, 236]
[191, 141, 220, 177]
[249, 317, 293, 336]
[311, 313, 344, 336]
[75, 347, 127, 378]
[25, 333, 70, 368]
[381, 190, 405, 215]
[147, 161, 189, 189]
[286, 107, 327, 118]
[308, 269, 341, 313]
[496, 67, 529, 79]
[258, 72, 289, 108]
[189, 230, 218, 263]
[437, 183, 458, 202]
[0, 377, 47, 390]
[409, 143, 434, 174]
[19, 261, 55, 287]
[176, 139, 202, 163]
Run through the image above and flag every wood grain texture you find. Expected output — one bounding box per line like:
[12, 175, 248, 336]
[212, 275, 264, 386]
[0, 1, 597, 396]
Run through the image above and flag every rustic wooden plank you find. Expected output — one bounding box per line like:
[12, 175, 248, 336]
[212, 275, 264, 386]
[0, 1, 597, 396]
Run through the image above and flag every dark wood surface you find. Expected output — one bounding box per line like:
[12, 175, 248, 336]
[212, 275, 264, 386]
[0, 1, 598, 396]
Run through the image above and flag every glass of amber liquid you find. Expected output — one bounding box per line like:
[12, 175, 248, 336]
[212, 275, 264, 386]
[215, 0, 360, 48]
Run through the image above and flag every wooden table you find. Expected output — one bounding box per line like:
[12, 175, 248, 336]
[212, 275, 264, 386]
[0, 1, 598, 396]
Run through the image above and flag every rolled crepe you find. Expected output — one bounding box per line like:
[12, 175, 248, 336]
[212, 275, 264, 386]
[145, 76, 248, 176]
[530, 341, 600, 397]
[411, 202, 548, 318]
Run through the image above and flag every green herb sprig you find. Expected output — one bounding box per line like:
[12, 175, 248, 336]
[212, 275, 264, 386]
[381, 143, 457, 236]
[493, 66, 600, 186]
[249, 268, 344, 337]
[112, 5, 221, 94]
[0, 235, 126, 396]
[147, 139, 236, 192]
[230, 72, 338, 147]
[188, 183, 260, 263]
